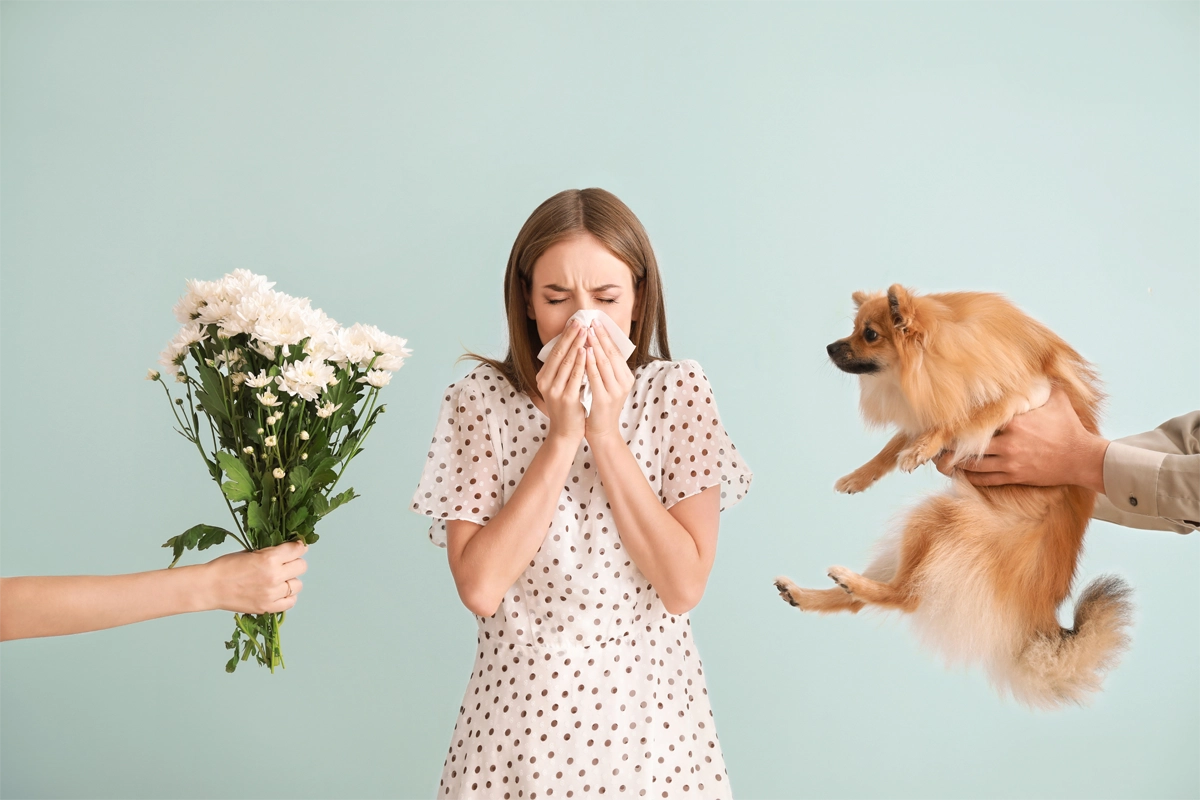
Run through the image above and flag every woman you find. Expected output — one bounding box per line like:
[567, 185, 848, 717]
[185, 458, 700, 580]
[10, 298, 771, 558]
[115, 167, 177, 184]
[411, 188, 752, 798]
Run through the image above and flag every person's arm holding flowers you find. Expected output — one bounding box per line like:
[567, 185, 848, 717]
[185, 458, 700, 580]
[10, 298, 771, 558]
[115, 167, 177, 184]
[1, 541, 306, 642]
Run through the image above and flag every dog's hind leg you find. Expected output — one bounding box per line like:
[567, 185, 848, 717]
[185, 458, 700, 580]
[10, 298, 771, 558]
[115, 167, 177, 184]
[774, 577, 865, 614]
[826, 566, 919, 612]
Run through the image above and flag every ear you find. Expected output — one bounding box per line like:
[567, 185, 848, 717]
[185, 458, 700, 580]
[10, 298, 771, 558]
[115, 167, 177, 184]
[886, 284, 921, 337]
[851, 290, 875, 309]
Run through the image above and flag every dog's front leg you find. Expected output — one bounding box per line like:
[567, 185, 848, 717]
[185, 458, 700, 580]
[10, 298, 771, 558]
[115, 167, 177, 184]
[835, 432, 910, 494]
[898, 428, 949, 473]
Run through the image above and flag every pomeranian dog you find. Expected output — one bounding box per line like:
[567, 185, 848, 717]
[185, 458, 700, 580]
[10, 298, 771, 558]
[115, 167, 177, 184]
[774, 285, 1133, 709]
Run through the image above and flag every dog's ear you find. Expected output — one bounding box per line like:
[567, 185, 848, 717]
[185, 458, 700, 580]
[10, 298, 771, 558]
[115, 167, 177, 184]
[886, 284, 922, 338]
[851, 290, 874, 309]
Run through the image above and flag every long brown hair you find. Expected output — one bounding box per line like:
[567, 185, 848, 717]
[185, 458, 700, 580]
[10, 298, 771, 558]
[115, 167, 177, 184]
[462, 188, 671, 399]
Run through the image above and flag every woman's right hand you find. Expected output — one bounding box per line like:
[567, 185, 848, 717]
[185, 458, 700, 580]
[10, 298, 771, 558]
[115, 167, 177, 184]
[536, 318, 588, 445]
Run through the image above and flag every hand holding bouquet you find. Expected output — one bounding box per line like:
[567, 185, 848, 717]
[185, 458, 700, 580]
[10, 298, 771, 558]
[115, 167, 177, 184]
[148, 270, 409, 672]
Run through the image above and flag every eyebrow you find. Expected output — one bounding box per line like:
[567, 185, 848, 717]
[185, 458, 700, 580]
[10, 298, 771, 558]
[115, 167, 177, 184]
[542, 284, 622, 292]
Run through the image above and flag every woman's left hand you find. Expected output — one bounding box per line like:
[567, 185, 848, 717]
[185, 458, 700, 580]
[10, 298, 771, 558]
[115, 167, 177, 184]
[583, 322, 635, 443]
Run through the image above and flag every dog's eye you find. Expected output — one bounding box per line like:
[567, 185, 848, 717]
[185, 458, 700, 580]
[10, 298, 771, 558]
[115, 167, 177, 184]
[863, 328, 879, 343]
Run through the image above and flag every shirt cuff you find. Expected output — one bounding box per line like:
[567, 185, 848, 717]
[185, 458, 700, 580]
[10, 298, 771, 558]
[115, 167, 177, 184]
[1103, 441, 1168, 517]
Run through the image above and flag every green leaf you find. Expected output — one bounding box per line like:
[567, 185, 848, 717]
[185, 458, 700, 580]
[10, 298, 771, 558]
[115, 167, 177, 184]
[285, 506, 309, 530]
[216, 452, 256, 503]
[162, 535, 186, 568]
[289, 465, 312, 495]
[226, 652, 239, 673]
[162, 523, 231, 567]
[236, 614, 258, 638]
[196, 525, 231, 552]
[311, 469, 337, 490]
[334, 432, 359, 461]
[303, 531, 320, 545]
[246, 500, 267, 532]
[325, 488, 359, 516]
[310, 493, 330, 519]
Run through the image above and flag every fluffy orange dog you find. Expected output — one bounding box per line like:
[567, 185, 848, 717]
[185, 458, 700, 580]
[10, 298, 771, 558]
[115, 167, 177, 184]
[775, 286, 1132, 709]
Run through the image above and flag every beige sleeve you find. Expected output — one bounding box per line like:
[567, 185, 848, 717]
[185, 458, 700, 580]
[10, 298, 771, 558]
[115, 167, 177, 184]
[1093, 411, 1200, 534]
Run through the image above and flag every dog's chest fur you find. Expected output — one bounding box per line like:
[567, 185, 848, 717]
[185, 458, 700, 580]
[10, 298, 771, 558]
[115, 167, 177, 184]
[860, 373, 1052, 458]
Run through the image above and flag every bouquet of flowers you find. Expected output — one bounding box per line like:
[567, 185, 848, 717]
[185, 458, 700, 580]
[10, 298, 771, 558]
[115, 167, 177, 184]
[148, 270, 410, 672]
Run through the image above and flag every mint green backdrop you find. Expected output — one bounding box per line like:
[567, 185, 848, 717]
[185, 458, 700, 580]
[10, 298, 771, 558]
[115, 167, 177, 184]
[2, 3, 1196, 798]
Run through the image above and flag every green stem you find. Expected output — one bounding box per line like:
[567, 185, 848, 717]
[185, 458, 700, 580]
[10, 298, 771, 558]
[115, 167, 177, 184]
[327, 386, 380, 495]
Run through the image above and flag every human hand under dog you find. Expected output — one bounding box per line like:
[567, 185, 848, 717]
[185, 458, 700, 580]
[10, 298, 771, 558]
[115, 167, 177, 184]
[935, 388, 1109, 493]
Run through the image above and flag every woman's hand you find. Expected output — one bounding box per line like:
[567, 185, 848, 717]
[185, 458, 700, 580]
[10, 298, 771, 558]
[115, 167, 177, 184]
[584, 322, 635, 443]
[536, 318, 588, 445]
[934, 388, 1109, 493]
[202, 540, 308, 615]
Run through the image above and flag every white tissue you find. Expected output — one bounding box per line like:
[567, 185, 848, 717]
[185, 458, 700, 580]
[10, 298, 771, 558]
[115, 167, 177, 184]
[536, 309, 637, 416]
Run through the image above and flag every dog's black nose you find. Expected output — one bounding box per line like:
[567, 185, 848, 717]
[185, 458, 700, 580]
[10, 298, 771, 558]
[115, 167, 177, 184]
[827, 341, 845, 357]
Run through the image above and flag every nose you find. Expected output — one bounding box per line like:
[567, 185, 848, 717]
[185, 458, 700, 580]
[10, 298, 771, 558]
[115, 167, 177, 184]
[827, 341, 846, 358]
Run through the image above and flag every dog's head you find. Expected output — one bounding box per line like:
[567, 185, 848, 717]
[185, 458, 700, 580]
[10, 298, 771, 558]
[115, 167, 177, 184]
[827, 284, 928, 377]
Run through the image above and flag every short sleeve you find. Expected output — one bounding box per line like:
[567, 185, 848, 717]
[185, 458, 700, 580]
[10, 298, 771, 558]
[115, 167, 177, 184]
[410, 376, 504, 547]
[658, 359, 753, 512]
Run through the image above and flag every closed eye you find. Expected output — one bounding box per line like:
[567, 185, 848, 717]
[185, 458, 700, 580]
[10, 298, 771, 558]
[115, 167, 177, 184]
[547, 297, 618, 305]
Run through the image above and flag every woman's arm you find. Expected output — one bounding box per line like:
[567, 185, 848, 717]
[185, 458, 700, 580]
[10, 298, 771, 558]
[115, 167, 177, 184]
[589, 435, 720, 614]
[0, 541, 308, 642]
[445, 321, 589, 617]
[583, 324, 721, 614]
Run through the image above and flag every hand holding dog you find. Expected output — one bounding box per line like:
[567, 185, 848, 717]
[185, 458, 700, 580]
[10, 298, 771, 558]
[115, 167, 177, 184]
[935, 388, 1109, 493]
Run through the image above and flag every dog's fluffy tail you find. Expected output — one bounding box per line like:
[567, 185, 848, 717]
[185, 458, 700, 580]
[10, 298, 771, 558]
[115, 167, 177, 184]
[1003, 575, 1134, 709]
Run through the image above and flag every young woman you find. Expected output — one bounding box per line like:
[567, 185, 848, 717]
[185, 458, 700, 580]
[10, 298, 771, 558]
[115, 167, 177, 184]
[411, 188, 752, 799]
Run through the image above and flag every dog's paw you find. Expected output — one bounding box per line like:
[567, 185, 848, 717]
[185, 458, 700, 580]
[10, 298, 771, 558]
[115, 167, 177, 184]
[774, 576, 802, 608]
[898, 445, 933, 473]
[827, 566, 854, 594]
[834, 470, 875, 494]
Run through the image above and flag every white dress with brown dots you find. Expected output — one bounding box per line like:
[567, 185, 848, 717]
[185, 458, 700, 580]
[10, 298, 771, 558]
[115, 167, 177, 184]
[411, 358, 752, 800]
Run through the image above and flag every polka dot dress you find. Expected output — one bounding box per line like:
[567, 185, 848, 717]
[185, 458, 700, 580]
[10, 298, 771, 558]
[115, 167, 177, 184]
[411, 358, 753, 799]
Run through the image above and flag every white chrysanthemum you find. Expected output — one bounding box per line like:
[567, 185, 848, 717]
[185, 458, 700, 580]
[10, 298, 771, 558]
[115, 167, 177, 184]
[195, 298, 233, 327]
[273, 467, 286, 479]
[275, 357, 336, 403]
[157, 323, 209, 375]
[244, 369, 273, 388]
[316, 401, 342, 419]
[222, 269, 275, 299]
[251, 339, 278, 360]
[357, 369, 392, 388]
[373, 330, 413, 365]
[264, 435, 278, 448]
[275, 375, 318, 403]
[334, 323, 377, 369]
[371, 351, 408, 372]
[146, 369, 160, 381]
[331, 323, 411, 371]
[255, 305, 311, 349]
[172, 279, 220, 323]
[257, 390, 283, 408]
[222, 289, 276, 338]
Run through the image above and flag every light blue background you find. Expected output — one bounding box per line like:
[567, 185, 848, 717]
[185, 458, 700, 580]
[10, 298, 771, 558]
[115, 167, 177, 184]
[2, 2, 1197, 798]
